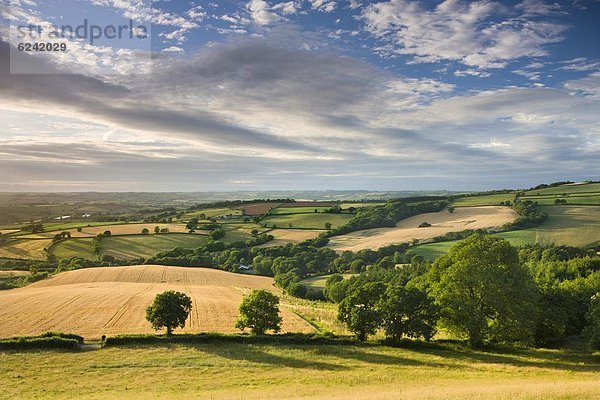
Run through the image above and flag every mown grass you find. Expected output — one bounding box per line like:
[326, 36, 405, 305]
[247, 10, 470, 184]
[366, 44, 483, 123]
[1, 341, 599, 400]
[262, 213, 353, 229]
[452, 193, 516, 207]
[101, 234, 208, 260]
[51, 234, 209, 260]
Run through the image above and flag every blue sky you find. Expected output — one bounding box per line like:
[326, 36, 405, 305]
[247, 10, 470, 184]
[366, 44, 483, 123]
[0, 0, 599, 191]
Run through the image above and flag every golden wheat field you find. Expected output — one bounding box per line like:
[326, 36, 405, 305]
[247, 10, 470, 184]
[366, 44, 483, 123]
[328, 206, 518, 252]
[0, 265, 313, 340]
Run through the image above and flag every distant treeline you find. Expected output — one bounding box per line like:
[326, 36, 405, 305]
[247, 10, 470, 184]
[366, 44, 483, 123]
[187, 199, 296, 212]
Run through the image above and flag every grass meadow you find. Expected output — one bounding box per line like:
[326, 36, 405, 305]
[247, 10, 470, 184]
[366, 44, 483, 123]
[452, 193, 516, 207]
[1, 342, 599, 400]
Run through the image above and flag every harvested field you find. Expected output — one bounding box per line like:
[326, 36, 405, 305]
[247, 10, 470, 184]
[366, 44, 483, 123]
[328, 206, 518, 252]
[0, 229, 19, 235]
[256, 229, 322, 247]
[238, 202, 281, 215]
[0, 239, 51, 260]
[0, 265, 313, 339]
[0, 270, 30, 278]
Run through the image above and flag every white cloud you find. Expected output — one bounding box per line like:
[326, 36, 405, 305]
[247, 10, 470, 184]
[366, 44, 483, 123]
[310, 0, 337, 12]
[272, 1, 300, 15]
[247, 0, 283, 25]
[564, 72, 600, 98]
[361, 0, 568, 69]
[557, 58, 600, 72]
[512, 69, 541, 80]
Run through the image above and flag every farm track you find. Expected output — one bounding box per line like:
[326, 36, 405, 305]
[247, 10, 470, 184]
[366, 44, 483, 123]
[0, 265, 313, 339]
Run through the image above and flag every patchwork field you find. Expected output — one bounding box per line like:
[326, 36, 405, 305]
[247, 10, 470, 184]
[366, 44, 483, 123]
[0, 265, 313, 340]
[262, 213, 353, 230]
[185, 207, 243, 219]
[0, 239, 51, 260]
[269, 206, 333, 215]
[20, 223, 196, 239]
[237, 202, 281, 215]
[495, 206, 600, 248]
[410, 205, 600, 259]
[2, 342, 599, 400]
[328, 206, 518, 252]
[452, 193, 516, 207]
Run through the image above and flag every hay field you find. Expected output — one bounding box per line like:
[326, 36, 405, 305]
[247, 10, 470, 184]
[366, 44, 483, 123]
[0, 239, 51, 260]
[328, 206, 518, 252]
[0, 265, 313, 339]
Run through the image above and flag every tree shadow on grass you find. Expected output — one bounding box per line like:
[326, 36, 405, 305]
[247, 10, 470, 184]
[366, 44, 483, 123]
[410, 342, 600, 373]
[194, 343, 349, 371]
[308, 345, 457, 369]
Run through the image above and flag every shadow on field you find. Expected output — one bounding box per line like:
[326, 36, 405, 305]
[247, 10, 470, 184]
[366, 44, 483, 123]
[309, 345, 457, 369]
[196, 343, 348, 371]
[408, 342, 600, 373]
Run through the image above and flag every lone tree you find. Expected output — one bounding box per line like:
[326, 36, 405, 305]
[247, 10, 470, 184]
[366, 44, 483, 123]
[235, 289, 282, 334]
[427, 234, 537, 347]
[146, 291, 192, 336]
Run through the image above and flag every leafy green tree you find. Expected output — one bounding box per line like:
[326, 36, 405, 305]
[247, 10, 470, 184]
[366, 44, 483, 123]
[338, 282, 384, 341]
[324, 279, 349, 303]
[236, 290, 282, 334]
[427, 234, 537, 347]
[146, 291, 192, 336]
[186, 218, 199, 230]
[377, 284, 439, 342]
[287, 282, 307, 298]
[584, 293, 600, 349]
[141, 228, 150, 235]
[154, 225, 160, 234]
[324, 222, 332, 230]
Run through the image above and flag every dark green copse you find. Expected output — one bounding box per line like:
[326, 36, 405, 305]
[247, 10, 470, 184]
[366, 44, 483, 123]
[427, 234, 537, 347]
[338, 282, 384, 341]
[146, 291, 192, 336]
[377, 284, 439, 342]
[235, 289, 282, 335]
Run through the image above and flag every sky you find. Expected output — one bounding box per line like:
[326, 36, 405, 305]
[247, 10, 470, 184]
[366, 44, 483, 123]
[0, 0, 599, 192]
